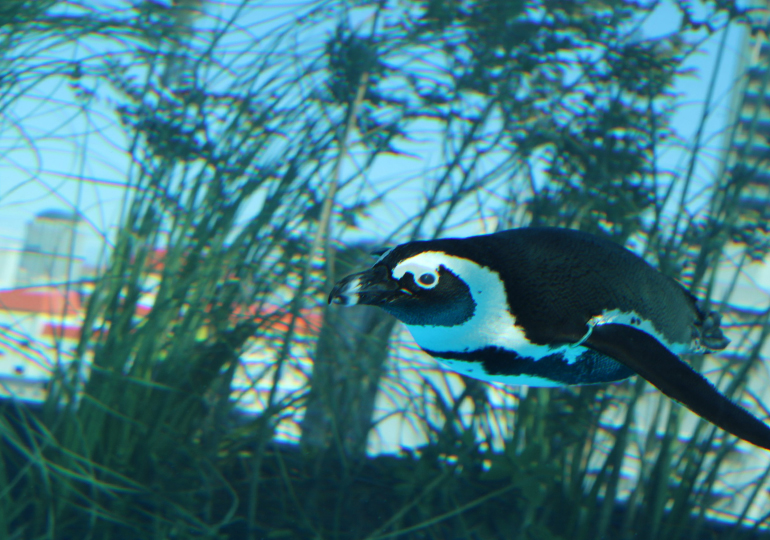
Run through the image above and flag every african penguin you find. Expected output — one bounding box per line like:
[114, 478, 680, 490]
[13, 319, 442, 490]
[328, 227, 770, 451]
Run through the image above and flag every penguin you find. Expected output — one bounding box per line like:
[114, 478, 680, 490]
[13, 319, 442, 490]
[328, 227, 770, 451]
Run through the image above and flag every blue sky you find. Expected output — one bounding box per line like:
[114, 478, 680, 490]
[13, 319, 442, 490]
[0, 1, 750, 260]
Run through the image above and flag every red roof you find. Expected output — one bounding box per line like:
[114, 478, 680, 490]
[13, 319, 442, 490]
[259, 309, 322, 336]
[41, 323, 82, 340]
[0, 287, 323, 337]
[0, 287, 82, 317]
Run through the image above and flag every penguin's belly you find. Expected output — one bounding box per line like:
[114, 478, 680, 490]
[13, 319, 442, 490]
[403, 312, 651, 386]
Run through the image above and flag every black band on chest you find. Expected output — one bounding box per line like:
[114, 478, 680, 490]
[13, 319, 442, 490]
[424, 346, 634, 385]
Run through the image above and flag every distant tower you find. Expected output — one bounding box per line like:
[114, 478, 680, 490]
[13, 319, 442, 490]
[712, 8, 770, 330]
[16, 210, 84, 287]
[720, 8, 770, 234]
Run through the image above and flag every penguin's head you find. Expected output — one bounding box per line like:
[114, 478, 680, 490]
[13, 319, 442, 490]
[328, 247, 479, 327]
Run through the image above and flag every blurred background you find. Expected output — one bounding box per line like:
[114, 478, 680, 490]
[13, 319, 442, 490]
[1, 1, 770, 538]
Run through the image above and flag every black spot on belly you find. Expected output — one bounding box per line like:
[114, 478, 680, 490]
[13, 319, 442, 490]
[424, 346, 634, 385]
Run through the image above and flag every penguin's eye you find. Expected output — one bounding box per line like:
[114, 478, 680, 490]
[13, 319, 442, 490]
[415, 271, 439, 289]
[392, 261, 441, 290]
[418, 273, 435, 285]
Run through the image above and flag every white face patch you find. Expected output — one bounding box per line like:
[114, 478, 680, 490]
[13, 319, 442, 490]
[391, 252, 587, 364]
[392, 261, 440, 290]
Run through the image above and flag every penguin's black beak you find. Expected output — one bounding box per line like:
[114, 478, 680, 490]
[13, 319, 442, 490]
[328, 265, 401, 306]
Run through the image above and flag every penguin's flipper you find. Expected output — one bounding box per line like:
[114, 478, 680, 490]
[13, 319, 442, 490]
[585, 323, 770, 451]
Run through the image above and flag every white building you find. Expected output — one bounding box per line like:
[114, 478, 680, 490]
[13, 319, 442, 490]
[15, 209, 85, 287]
